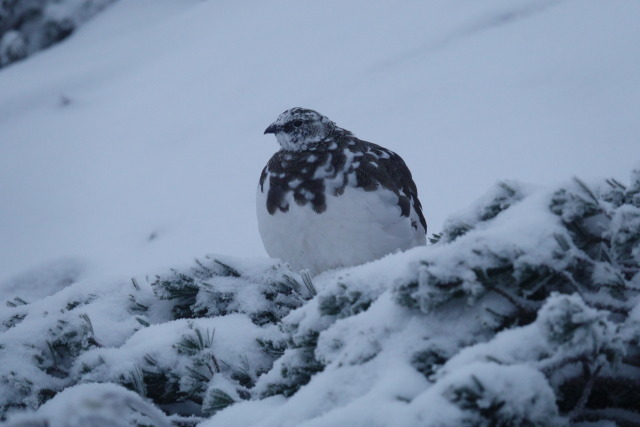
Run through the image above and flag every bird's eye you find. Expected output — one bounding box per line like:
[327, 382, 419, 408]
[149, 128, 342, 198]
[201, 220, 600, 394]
[293, 120, 303, 127]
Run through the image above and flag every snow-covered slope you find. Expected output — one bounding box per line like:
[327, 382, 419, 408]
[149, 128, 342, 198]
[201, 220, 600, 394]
[1, 0, 640, 286]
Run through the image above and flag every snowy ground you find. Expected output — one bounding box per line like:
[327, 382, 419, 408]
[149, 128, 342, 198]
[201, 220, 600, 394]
[1, 0, 640, 287]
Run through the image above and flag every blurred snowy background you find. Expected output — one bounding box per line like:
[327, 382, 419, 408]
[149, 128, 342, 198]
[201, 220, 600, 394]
[1, 0, 639, 286]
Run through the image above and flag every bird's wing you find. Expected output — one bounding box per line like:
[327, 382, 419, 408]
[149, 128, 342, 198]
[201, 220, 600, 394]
[353, 141, 427, 233]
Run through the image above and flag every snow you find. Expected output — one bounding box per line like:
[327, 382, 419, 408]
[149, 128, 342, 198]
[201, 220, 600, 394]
[1, 0, 640, 285]
[412, 362, 561, 427]
[439, 293, 623, 375]
[1, 0, 640, 425]
[74, 314, 280, 407]
[6, 382, 172, 427]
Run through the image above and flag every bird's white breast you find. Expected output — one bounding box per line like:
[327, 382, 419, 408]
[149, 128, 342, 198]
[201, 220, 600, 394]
[256, 180, 425, 275]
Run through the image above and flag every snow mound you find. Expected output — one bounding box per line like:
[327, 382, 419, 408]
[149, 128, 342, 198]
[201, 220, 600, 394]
[5, 382, 171, 427]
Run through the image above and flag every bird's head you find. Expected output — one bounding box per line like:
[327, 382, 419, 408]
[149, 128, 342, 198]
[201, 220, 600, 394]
[264, 108, 339, 151]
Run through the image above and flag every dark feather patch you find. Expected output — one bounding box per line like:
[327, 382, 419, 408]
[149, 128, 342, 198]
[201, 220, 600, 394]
[259, 166, 268, 191]
[259, 126, 426, 235]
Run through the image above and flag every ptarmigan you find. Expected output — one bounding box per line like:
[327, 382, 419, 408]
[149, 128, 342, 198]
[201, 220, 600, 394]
[257, 107, 426, 275]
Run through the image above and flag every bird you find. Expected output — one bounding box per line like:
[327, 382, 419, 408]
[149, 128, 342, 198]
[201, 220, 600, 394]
[257, 107, 426, 275]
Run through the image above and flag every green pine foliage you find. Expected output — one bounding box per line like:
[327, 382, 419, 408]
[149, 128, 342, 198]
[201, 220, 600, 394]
[0, 300, 102, 418]
[258, 330, 324, 398]
[0, 257, 310, 422]
[153, 256, 310, 325]
[409, 174, 639, 423]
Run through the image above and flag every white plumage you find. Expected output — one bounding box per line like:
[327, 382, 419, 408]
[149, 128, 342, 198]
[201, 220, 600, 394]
[257, 108, 426, 275]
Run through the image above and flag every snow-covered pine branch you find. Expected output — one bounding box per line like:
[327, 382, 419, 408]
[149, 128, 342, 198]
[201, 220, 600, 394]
[2, 167, 640, 426]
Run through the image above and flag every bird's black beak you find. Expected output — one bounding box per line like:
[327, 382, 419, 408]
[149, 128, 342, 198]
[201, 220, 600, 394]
[264, 123, 280, 134]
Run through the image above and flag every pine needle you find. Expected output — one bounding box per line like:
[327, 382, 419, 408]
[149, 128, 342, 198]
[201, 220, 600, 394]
[300, 270, 317, 296]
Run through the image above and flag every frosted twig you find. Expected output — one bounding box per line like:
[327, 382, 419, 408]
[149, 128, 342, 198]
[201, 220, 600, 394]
[538, 355, 588, 376]
[490, 287, 537, 315]
[569, 364, 602, 422]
